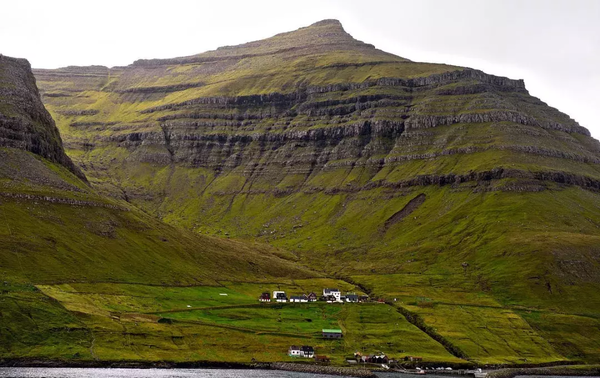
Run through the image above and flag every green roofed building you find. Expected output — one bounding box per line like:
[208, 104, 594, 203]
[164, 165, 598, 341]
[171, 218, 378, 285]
[322, 329, 343, 339]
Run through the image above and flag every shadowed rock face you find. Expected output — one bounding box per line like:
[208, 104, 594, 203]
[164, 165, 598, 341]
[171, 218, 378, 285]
[0, 55, 86, 181]
[32, 20, 598, 196]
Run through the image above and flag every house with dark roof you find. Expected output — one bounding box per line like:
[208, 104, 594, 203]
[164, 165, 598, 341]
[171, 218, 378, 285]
[323, 288, 341, 302]
[346, 294, 359, 303]
[307, 292, 318, 302]
[289, 345, 314, 358]
[273, 290, 288, 302]
[259, 292, 271, 302]
[365, 353, 389, 364]
[300, 345, 315, 358]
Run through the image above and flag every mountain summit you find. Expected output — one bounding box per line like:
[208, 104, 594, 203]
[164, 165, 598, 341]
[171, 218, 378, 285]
[132, 18, 405, 67]
[31, 20, 600, 364]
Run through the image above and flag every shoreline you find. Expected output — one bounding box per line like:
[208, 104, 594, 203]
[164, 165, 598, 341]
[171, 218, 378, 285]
[487, 365, 600, 378]
[0, 359, 376, 377]
[1, 359, 599, 378]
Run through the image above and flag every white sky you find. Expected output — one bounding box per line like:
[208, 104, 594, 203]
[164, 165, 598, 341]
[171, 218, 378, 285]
[2, 0, 599, 138]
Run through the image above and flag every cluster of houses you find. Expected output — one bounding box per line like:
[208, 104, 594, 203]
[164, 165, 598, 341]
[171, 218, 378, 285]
[287, 345, 331, 363]
[348, 352, 390, 364]
[288, 345, 314, 358]
[287, 329, 343, 360]
[259, 288, 369, 303]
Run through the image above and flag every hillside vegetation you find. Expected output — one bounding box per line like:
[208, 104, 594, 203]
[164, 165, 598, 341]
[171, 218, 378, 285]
[1, 19, 599, 366]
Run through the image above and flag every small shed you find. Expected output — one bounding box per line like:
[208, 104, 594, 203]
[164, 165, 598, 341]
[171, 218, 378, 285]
[315, 355, 330, 364]
[322, 329, 343, 339]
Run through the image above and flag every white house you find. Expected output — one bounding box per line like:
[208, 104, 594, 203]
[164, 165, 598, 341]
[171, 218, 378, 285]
[323, 288, 341, 302]
[273, 290, 287, 302]
[289, 345, 314, 358]
[288, 345, 301, 356]
[290, 295, 308, 303]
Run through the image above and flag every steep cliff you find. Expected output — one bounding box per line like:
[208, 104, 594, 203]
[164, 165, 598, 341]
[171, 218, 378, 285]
[33, 20, 600, 363]
[0, 56, 85, 180]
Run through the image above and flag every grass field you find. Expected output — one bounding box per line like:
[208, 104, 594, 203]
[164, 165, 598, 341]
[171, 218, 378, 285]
[23, 281, 465, 364]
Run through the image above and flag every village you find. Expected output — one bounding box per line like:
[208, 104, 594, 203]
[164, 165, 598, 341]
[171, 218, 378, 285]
[259, 288, 420, 368]
[259, 288, 374, 303]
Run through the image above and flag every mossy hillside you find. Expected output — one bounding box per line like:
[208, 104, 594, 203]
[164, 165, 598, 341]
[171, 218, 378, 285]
[518, 311, 600, 363]
[0, 284, 92, 360]
[27, 19, 600, 365]
[350, 273, 592, 364]
[127, 178, 600, 313]
[0, 146, 319, 285]
[400, 303, 565, 365]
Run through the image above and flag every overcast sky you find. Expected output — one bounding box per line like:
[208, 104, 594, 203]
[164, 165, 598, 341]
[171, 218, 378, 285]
[2, 0, 598, 138]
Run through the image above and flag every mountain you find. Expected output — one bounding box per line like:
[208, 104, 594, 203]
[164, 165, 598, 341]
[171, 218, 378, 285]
[0, 54, 321, 363]
[21, 19, 600, 364]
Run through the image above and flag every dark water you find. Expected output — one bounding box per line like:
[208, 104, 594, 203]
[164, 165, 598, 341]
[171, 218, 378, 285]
[0, 368, 349, 378]
[0, 370, 597, 378]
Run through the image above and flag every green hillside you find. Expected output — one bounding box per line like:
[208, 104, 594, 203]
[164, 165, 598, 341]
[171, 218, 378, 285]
[1, 19, 599, 366]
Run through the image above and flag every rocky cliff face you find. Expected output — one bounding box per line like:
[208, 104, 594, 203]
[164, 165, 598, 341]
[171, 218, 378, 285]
[0, 55, 85, 180]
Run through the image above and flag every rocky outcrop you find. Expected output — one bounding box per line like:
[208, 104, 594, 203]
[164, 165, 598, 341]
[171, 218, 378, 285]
[0, 192, 127, 210]
[0, 55, 86, 181]
[270, 362, 376, 378]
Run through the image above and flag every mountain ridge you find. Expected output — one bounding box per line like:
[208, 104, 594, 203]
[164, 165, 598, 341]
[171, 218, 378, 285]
[25, 19, 600, 364]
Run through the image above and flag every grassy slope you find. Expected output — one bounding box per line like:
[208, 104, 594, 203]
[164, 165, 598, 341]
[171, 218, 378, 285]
[28, 20, 600, 364]
[0, 148, 326, 362]
[24, 281, 463, 364]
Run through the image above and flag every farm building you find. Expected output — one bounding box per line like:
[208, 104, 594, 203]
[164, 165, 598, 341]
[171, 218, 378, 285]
[300, 345, 315, 358]
[290, 295, 308, 303]
[346, 294, 359, 303]
[365, 353, 389, 363]
[315, 355, 330, 363]
[288, 345, 301, 357]
[322, 329, 343, 338]
[273, 290, 288, 302]
[259, 292, 270, 302]
[288, 345, 314, 358]
[307, 292, 318, 302]
[323, 288, 341, 302]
